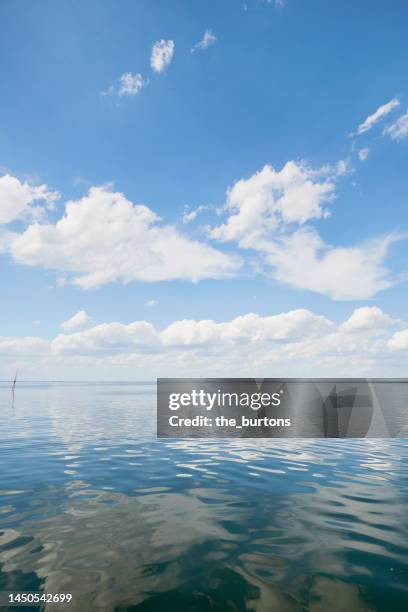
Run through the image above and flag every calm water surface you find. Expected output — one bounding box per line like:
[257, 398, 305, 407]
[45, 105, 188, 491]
[0, 383, 407, 611]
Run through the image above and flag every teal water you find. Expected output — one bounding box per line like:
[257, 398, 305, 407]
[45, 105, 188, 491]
[0, 383, 407, 611]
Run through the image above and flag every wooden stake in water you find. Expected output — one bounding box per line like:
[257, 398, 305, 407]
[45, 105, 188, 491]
[11, 368, 18, 401]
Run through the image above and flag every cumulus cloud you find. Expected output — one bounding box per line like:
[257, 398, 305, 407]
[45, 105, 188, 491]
[210, 162, 400, 300]
[52, 321, 161, 355]
[191, 30, 216, 53]
[1, 157, 404, 301]
[0, 174, 59, 225]
[161, 309, 333, 347]
[151, 39, 174, 73]
[8, 186, 239, 288]
[0, 336, 49, 356]
[358, 148, 369, 161]
[50, 306, 397, 359]
[145, 299, 159, 307]
[383, 110, 408, 141]
[60, 310, 91, 330]
[356, 97, 400, 135]
[1, 307, 405, 378]
[388, 329, 408, 351]
[339, 306, 399, 334]
[265, 230, 398, 300]
[210, 162, 336, 246]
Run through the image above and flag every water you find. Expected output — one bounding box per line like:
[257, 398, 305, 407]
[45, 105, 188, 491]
[0, 383, 407, 611]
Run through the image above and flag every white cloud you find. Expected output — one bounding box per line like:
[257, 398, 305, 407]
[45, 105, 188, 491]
[161, 309, 333, 347]
[0, 336, 49, 356]
[383, 110, 408, 141]
[1, 307, 405, 378]
[356, 97, 400, 135]
[388, 329, 408, 351]
[52, 321, 161, 355]
[2, 157, 404, 302]
[358, 148, 369, 161]
[60, 310, 91, 330]
[118, 72, 145, 96]
[182, 205, 210, 224]
[210, 162, 336, 247]
[210, 162, 400, 300]
[334, 159, 349, 176]
[265, 230, 398, 300]
[0, 174, 59, 225]
[8, 186, 239, 288]
[103, 72, 146, 98]
[151, 40, 175, 73]
[47, 308, 337, 360]
[339, 306, 399, 334]
[191, 30, 216, 53]
[145, 299, 159, 307]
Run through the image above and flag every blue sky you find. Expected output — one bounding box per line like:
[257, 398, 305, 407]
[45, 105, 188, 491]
[1, 0, 408, 379]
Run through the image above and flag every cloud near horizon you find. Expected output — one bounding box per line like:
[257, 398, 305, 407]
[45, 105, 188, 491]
[1, 307, 407, 379]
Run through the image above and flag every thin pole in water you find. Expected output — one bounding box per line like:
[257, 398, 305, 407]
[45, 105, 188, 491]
[11, 369, 18, 399]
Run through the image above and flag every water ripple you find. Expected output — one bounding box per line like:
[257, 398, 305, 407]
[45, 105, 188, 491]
[0, 383, 407, 611]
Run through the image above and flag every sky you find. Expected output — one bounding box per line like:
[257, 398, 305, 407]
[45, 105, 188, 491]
[0, 0, 408, 380]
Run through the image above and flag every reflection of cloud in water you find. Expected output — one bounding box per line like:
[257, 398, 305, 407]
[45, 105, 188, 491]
[1, 385, 408, 611]
[1, 440, 407, 611]
[1, 383, 155, 449]
[0, 483, 251, 611]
